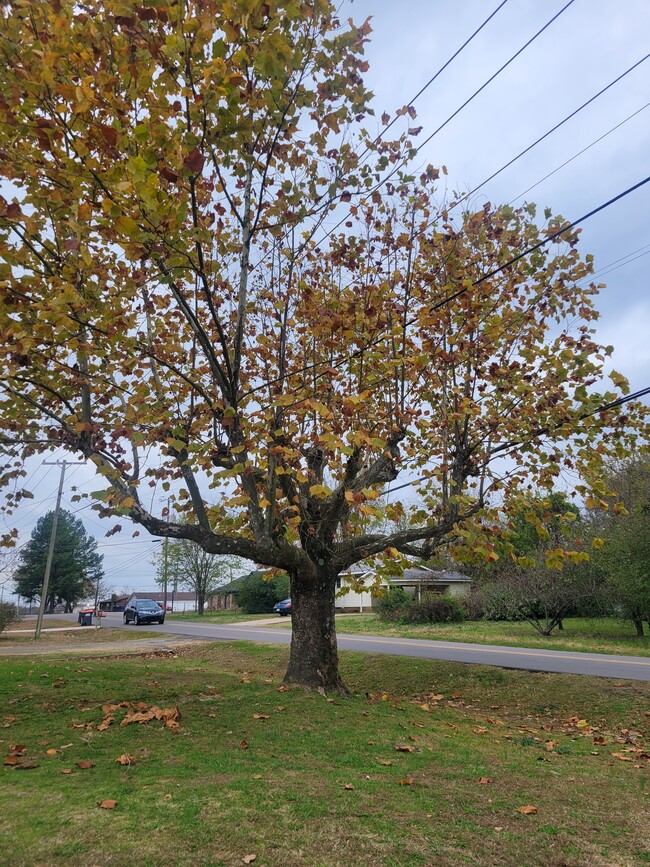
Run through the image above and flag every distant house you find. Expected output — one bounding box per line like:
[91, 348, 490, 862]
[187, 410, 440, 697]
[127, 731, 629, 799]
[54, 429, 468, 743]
[207, 576, 247, 611]
[334, 565, 471, 613]
[99, 590, 198, 613]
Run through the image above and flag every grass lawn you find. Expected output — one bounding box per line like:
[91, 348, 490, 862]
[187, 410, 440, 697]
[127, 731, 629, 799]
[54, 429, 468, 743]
[326, 615, 650, 657]
[0, 627, 167, 647]
[0, 642, 648, 866]
[166, 611, 275, 624]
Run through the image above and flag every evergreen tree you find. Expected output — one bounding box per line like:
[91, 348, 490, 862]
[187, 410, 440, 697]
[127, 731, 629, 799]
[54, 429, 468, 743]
[14, 511, 104, 612]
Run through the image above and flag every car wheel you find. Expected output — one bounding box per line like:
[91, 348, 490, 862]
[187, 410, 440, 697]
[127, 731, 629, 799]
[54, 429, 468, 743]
[123, 613, 128, 625]
[159, 618, 165, 625]
[135, 615, 140, 626]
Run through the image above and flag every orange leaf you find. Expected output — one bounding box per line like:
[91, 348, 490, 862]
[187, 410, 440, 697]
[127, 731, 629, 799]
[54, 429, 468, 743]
[61, 769, 74, 775]
[395, 743, 415, 752]
[376, 759, 392, 766]
[76, 760, 94, 769]
[98, 799, 117, 809]
[478, 777, 492, 785]
[397, 776, 414, 786]
[114, 754, 136, 765]
[46, 749, 60, 755]
[517, 805, 538, 815]
[240, 740, 249, 750]
[4, 756, 22, 765]
[252, 713, 270, 720]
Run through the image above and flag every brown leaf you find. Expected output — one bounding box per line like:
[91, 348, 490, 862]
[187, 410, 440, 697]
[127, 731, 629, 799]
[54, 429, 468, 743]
[395, 743, 415, 752]
[14, 762, 39, 770]
[397, 776, 414, 786]
[242, 856, 257, 865]
[9, 744, 27, 755]
[240, 740, 249, 750]
[517, 805, 538, 815]
[592, 735, 607, 745]
[376, 759, 392, 766]
[473, 727, 488, 735]
[544, 741, 555, 752]
[98, 799, 117, 809]
[97, 716, 114, 731]
[342, 783, 354, 790]
[114, 754, 136, 765]
[183, 148, 205, 175]
[478, 777, 492, 785]
[611, 752, 634, 762]
[46, 749, 60, 755]
[252, 713, 270, 720]
[276, 685, 289, 692]
[4, 755, 22, 765]
[61, 769, 74, 775]
[76, 760, 94, 769]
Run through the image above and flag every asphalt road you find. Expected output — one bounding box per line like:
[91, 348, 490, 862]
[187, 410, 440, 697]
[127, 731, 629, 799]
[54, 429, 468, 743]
[95, 612, 650, 682]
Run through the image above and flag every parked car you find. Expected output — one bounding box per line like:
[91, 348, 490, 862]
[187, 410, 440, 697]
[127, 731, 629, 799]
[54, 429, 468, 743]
[273, 598, 292, 616]
[123, 598, 165, 625]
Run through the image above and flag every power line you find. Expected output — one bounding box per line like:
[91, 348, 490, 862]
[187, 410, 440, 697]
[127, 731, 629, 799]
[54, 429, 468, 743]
[508, 100, 650, 205]
[244, 172, 650, 400]
[461, 51, 650, 205]
[387, 385, 650, 497]
[363, 0, 511, 155]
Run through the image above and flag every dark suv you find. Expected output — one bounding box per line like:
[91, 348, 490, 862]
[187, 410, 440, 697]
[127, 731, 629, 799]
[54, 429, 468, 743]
[123, 598, 165, 625]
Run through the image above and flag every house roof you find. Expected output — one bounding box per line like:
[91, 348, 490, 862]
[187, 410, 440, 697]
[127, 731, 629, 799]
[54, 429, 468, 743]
[209, 574, 253, 594]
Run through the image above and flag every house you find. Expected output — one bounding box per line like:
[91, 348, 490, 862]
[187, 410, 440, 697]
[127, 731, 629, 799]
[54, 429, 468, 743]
[208, 576, 246, 611]
[99, 591, 198, 612]
[334, 565, 471, 613]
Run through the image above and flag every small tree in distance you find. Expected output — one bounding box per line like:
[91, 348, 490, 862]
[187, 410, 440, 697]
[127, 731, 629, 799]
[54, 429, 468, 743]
[153, 539, 239, 615]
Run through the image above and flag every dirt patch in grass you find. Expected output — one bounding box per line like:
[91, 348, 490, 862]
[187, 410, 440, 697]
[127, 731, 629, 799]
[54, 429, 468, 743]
[0, 642, 648, 866]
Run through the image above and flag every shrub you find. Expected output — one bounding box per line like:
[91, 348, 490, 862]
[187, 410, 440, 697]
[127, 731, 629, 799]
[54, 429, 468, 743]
[237, 571, 290, 614]
[375, 587, 412, 621]
[0, 602, 21, 634]
[398, 593, 466, 625]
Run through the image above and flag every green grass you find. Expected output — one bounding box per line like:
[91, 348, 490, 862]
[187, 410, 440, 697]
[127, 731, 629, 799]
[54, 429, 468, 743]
[326, 615, 650, 657]
[0, 627, 168, 646]
[0, 642, 648, 866]
[166, 610, 274, 624]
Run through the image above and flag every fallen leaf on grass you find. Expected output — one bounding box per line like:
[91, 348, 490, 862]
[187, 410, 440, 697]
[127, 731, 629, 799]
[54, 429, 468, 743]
[76, 761, 94, 769]
[240, 674, 251, 684]
[478, 777, 492, 785]
[276, 686, 289, 692]
[114, 754, 136, 766]
[61, 769, 74, 775]
[376, 759, 392, 766]
[252, 714, 269, 720]
[242, 856, 256, 864]
[517, 805, 538, 815]
[253, 774, 263, 780]
[97, 716, 114, 732]
[4, 756, 23, 766]
[9, 744, 27, 755]
[395, 743, 416, 752]
[240, 740, 249, 750]
[14, 762, 39, 770]
[342, 783, 354, 790]
[397, 776, 414, 786]
[46, 749, 60, 755]
[98, 800, 117, 809]
[611, 752, 634, 762]
[593, 735, 607, 746]
[544, 742, 555, 752]
[473, 727, 488, 735]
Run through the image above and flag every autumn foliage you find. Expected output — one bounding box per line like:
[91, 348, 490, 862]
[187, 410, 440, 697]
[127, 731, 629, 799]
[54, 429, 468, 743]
[0, 0, 646, 689]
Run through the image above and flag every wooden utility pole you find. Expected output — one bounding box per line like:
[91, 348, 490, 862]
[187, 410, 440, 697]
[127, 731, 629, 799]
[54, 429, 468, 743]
[34, 459, 85, 639]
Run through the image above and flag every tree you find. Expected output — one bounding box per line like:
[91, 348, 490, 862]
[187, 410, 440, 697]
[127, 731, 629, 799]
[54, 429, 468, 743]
[0, 1, 646, 691]
[14, 510, 104, 612]
[594, 459, 650, 636]
[468, 492, 604, 635]
[153, 538, 238, 615]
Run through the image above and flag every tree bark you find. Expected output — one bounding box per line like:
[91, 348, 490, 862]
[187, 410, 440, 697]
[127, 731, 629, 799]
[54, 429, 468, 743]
[633, 617, 644, 637]
[282, 566, 347, 694]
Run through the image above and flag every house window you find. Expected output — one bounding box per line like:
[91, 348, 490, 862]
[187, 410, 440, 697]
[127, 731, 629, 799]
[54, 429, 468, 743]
[335, 577, 341, 589]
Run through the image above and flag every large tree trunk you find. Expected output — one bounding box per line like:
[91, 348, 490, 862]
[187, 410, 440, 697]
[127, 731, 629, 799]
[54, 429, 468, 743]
[282, 567, 347, 694]
[633, 617, 644, 637]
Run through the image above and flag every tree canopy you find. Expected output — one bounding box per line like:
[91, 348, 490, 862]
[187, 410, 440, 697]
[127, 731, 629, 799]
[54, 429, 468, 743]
[0, 0, 647, 689]
[14, 509, 104, 612]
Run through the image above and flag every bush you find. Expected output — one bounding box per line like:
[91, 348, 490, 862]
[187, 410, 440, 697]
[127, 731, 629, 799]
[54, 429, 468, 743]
[375, 587, 412, 621]
[398, 593, 466, 625]
[237, 571, 290, 614]
[0, 602, 21, 634]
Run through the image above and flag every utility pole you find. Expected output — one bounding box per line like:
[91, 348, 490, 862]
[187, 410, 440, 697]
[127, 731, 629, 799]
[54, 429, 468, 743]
[34, 460, 85, 639]
[163, 496, 170, 612]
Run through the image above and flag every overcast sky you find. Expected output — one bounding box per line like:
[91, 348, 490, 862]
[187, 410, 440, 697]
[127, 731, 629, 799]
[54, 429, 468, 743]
[3, 0, 649, 600]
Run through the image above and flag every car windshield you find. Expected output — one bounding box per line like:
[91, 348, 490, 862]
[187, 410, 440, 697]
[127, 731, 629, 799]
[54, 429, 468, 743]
[136, 601, 160, 610]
